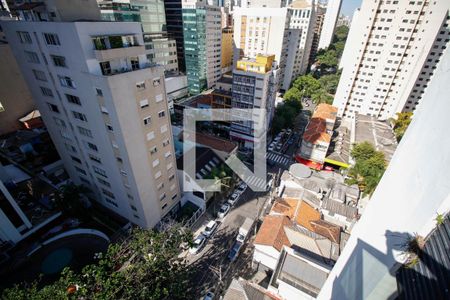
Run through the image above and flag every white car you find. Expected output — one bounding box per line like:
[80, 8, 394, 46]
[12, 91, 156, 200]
[237, 182, 247, 193]
[189, 235, 206, 254]
[203, 220, 219, 238]
[227, 192, 240, 206]
[203, 291, 215, 300]
[268, 144, 275, 151]
[218, 203, 231, 218]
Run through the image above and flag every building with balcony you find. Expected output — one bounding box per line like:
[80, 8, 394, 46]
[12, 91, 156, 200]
[1, 20, 181, 229]
[285, 0, 317, 83]
[231, 55, 280, 149]
[98, 0, 179, 74]
[232, 7, 290, 91]
[182, 1, 222, 95]
[333, 0, 450, 120]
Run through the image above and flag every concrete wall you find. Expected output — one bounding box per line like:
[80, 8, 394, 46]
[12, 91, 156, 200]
[319, 49, 450, 299]
[0, 43, 35, 136]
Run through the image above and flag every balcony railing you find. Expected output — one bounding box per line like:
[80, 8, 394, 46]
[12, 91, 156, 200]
[93, 35, 139, 51]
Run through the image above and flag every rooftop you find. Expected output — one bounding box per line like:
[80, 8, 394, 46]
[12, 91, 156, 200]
[181, 131, 237, 154]
[325, 119, 351, 168]
[176, 146, 224, 180]
[322, 198, 358, 220]
[353, 114, 398, 163]
[254, 215, 291, 252]
[223, 278, 281, 300]
[302, 104, 338, 145]
[236, 54, 275, 74]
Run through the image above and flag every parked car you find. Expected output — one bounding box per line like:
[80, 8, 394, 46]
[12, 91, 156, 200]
[228, 240, 243, 261]
[276, 143, 283, 151]
[189, 235, 206, 254]
[227, 192, 240, 206]
[203, 291, 215, 300]
[203, 220, 219, 238]
[268, 144, 275, 151]
[237, 182, 248, 193]
[286, 129, 292, 135]
[218, 203, 231, 218]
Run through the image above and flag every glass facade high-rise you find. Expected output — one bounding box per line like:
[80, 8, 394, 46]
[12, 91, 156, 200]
[183, 7, 207, 94]
[182, 2, 222, 95]
[164, 0, 185, 72]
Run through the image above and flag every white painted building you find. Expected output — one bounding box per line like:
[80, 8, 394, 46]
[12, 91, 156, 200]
[1, 20, 181, 229]
[333, 0, 450, 120]
[318, 47, 450, 300]
[318, 0, 342, 50]
[286, 0, 316, 82]
[232, 7, 290, 89]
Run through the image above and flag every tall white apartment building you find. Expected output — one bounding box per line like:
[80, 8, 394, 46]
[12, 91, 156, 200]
[230, 55, 279, 149]
[318, 48, 450, 300]
[334, 0, 450, 120]
[233, 7, 290, 91]
[318, 0, 342, 50]
[1, 20, 181, 228]
[285, 0, 316, 85]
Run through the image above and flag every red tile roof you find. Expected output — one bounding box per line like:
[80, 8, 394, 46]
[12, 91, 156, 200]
[254, 215, 291, 251]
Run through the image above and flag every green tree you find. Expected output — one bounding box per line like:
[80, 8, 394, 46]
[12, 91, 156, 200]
[346, 142, 386, 197]
[283, 87, 302, 102]
[318, 73, 341, 95]
[392, 112, 412, 142]
[334, 25, 349, 42]
[292, 75, 322, 98]
[311, 89, 333, 104]
[2, 227, 194, 300]
[316, 50, 338, 68]
[54, 184, 91, 220]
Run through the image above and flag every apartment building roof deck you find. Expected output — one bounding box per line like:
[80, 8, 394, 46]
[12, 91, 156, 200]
[236, 54, 275, 74]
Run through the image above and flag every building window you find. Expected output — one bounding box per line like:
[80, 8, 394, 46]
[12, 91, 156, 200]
[153, 78, 160, 86]
[89, 154, 102, 164]
[136, 81, 146, 89]
[155, 171, 162, 179]
[158, 110, 165, 118]
[32, 69, 47, 81]
[43, 33, 60, 45]
[163, 139, 170, 147]
[72, 111, 87, 121]
[160, 125, 167, 133]
[93, 166, 107, 177]
[59, 76, 76, 88]
[160, 193, 166, 201]
[106, 124, 113, 131]
[143, 116, 151, 126]
[40, 87, 54, 97]
[105, 197, 118, 207]
[164, 151, 171, 159]
[169, 174, 175, 181]
[75, 166, 86, 175]
[47, 102, 59, 113]
[147, 131, 155, 141]
[162, 204, 167, 210]
[150, 146, 157, 154]
[97, 177, 110, 187]
[102, 188, 115, 199]
[71, 156, 82, 164]
[78, 126, 93, 137]
[153, 159, 160, 167]
[25, 51, 40, 63]
[157, 182, 164, 190]
[155, 94, 163, 102]
[17, 31, 32, 44]
[48, 54, 66, 67]
[171, 193, 177, 200]
[86, 142, 98, 152]
[140, 99, 149, 108]
[95, 88, 103, 96]
[66, 94, 81, 105]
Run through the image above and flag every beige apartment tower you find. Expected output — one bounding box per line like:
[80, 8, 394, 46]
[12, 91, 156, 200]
[1, 18, 181, 228]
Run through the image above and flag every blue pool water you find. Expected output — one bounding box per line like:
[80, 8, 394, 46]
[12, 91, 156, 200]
[41, 248, 73, 274]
